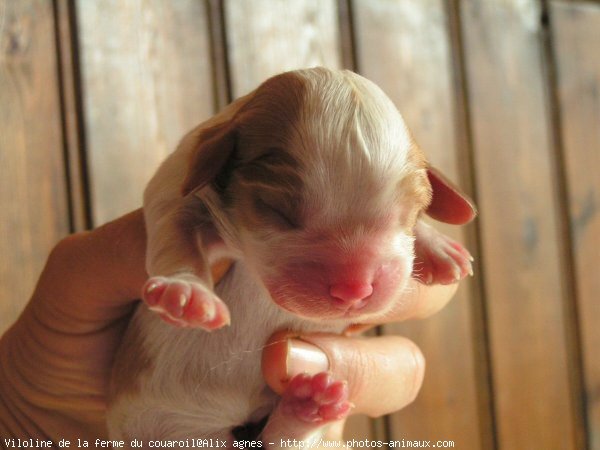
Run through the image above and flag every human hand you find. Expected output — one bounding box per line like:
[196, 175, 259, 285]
[0, 210, 148, 438]
[0, 207, 463, 440]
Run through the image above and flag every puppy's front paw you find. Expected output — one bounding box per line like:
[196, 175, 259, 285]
[281, 372, 353, 423]
[414, 221, 474, 285]
[142, 276, 230, 329]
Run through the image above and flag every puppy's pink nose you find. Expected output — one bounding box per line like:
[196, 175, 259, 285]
[330, 282, 373, 307]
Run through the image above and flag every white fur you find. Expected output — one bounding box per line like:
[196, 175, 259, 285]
[108, 68, 429, 446]
[108, 261, 344, 440]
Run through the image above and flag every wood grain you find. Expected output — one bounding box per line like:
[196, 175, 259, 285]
[54, 0, 90, 232]
[352, 1, 484, 448]
[0, 0, 70, 334]
[76, 0, 216, 225]
[460, 0, 578, 448]
[225, 0, 342, 97]
[550, 2, 600, 447]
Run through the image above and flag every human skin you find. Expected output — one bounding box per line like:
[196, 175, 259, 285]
[0, 209, 459, 439]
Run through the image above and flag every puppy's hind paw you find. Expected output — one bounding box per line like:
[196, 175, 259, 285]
[142, 276, 230, 330]
[281, 372, 353, 423]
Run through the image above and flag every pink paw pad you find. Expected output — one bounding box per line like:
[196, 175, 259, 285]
[281, 372, 353, 423]
[142, 277, 230, 330]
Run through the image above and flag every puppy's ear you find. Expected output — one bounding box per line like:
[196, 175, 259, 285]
[180, 91, 258, 196]
[181, 123, 236, 196]
[426, 167, 477, 225]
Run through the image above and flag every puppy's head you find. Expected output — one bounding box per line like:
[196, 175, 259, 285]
[182, 68, 432, 322]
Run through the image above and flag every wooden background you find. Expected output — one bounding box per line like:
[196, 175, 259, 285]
[1, 0, 598, 448]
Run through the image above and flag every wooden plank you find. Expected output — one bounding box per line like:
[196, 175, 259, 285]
[352, 1, 485, 448]
[550, 2, 600, 447]
[0, 0, 70, 333]
[207, 0, 232, 110]
[76, 0, 217, 225]
[460, 0, 578, 448]
[225, 0, 342, 97]
[54, 0, 90, 232]
[561, 0, 600, 4]
[225, 0, 375, 441]
[336, 0, 357, 71]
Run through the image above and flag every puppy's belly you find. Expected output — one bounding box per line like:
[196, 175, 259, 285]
[108, 261, 344, 440]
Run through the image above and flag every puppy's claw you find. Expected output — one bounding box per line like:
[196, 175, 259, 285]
[452, 266, 461, 283]
[179, 294, 188, 309]
[144, 279, 166, 306]
[422, 272, 433, 285]
[146, 282, 160, 294]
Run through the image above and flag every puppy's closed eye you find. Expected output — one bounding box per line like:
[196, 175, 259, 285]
[254, 195, 299, 230]
[237, 149, 303, 192]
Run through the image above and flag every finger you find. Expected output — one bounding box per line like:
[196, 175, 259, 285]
[262, 332, 425, 418]
[344, 280, 459, 334]
[388, 278, 459, 321]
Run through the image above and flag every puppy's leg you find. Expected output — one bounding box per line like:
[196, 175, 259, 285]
[261, 372, 352, 449]
[142, 194, 230, 329]
[413, 219, 474, 285]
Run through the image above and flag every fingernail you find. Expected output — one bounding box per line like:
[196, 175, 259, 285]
[287, 339, 329, 377]
[171, 294, 186, 317]
[179, 294, 188, 309]
[202, 300, 216, 321]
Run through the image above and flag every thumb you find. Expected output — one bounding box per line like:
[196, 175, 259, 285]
[262, 331, 425, 417]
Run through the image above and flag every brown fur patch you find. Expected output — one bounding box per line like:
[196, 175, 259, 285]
[227, 72, 308, 229]
[396, 143, 432, 231]
[181, 123, 237, 196]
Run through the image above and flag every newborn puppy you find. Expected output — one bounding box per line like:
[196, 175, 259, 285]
[107, 68, 475, 445]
